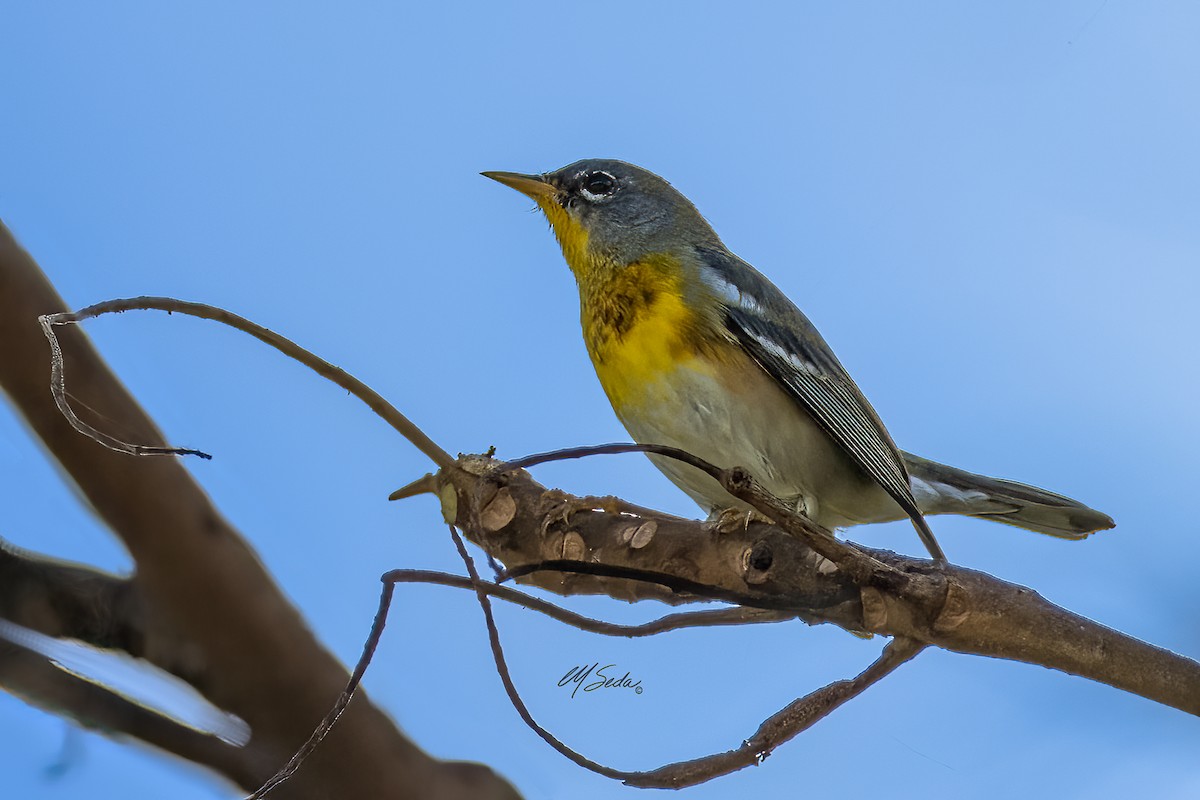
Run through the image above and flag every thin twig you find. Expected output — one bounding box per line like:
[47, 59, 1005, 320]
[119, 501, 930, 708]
[39, 298, 454, 468]
[241, 565, 794, 796]
[385, 569, 797, 636]
[499, 560, 844, 612]
[627, 637, 926, 788]
[451, 521, 925, 788]
[446, 525, 633, 780]
[497, 442, 719, 477]
[38, 309, 212, 459]
[244, 579, 397, 798]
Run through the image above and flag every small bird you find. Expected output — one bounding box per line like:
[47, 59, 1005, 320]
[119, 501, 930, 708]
[483, 160, 1113, 560]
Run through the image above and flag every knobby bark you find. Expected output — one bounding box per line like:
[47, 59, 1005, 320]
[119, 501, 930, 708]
[439, 455, 1200, 717]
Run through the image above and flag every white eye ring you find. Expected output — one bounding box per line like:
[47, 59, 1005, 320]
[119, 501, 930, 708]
[579, 171, 618, 203]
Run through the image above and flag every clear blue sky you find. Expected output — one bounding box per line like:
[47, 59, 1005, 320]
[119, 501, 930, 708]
[2, 3, 1199, 798]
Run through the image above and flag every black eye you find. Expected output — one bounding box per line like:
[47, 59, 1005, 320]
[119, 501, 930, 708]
[580, 171, 617, 198]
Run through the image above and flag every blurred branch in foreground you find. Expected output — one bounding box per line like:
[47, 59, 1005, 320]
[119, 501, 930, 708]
[0, 221, 519, 799]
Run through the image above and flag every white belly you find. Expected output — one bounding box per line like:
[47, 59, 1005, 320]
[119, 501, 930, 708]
[613, 361, 904, 530]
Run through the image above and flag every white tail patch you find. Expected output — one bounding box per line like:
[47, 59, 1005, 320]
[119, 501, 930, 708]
[910, 475, 992, 514]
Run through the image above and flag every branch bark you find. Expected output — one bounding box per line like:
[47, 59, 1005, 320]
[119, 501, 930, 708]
[439, 456, 1200, 717]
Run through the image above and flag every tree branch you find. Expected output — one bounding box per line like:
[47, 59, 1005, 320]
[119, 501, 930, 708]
[0, 220, 519, 799]
[380, 569, 798, 637]
[630, 637, 926, 788]
[439, 454, 1200, 717]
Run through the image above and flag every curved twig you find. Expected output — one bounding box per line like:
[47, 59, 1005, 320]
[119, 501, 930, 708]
[38, 307, 212, 459]
[447, 525, 632, 780]
[449, 524, 925, 788]
[630, 637, 925, 788]
[387, 569, 797, 636]
[39, 298, 454, 469]
[498, 561, 843, 612]
[242, 565, 793, 795]
[245, 578, 398, 798]
[497, 442, 719, 477]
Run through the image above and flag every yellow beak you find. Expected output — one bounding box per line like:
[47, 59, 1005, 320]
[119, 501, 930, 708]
[481, 170, 558, 200]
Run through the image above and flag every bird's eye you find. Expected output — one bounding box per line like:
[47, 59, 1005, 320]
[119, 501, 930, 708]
[580, 171, 617, 200]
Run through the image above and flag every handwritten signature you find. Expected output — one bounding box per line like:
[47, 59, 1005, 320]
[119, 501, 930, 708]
[557, 663, 643, 698]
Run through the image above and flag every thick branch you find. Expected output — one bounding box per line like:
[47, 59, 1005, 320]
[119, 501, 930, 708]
[876, 556, 1200, 715]
[0, 221, 519, 799]
[440, 456, 1200, 717]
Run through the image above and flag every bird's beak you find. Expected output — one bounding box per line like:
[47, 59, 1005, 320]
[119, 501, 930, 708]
[481, 170, 557, 200]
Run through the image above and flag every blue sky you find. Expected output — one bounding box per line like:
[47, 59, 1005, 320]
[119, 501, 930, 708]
[2, 2, 1199, 798]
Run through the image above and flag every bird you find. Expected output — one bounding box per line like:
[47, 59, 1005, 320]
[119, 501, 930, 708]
[482, 159, 1114, 561]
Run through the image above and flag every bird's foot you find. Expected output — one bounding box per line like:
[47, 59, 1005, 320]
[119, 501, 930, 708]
[705, 506, 773, 533]
[538, 491, 659, 534]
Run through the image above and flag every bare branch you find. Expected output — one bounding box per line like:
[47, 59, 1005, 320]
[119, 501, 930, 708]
[247, 561, 796, 795]
[445, 524, 634, 780]
[496, 443, 906, 588]
[39, 295, 454, 470]
[0, 222, 519, 799]
[446, 521, 925, 787]
[241, 565, 799, 794]
[628, 637, 926, 788]
[245, 576, 399, 798]
[381, 569, 797, 637]
[441, 454, 1200, 717]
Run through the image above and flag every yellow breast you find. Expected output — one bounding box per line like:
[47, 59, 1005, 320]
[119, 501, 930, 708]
[578, 255, 718, 412]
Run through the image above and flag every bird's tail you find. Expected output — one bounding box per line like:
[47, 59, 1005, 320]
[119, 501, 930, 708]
[902, 452, 1114, 540]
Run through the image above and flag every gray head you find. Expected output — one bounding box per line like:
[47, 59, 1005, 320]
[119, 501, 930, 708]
[483, 159, 721, 269]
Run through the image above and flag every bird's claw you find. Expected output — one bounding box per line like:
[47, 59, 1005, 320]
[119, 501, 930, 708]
[538, 492, 651, 534]
[706, 506, 769, 533]
[536, 491, 619, 534]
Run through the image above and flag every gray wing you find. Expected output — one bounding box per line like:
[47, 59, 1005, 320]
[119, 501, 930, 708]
[695, 247, 944, 559]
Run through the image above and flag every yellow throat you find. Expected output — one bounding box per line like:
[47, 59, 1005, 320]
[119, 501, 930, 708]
[534, 196, 708, 412]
